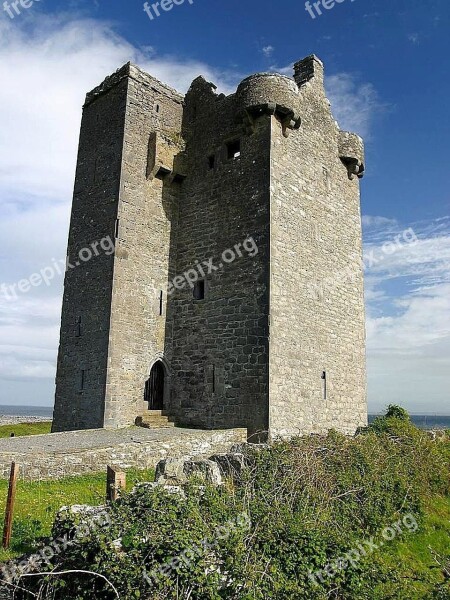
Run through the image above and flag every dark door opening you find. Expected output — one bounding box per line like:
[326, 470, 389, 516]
[145, 361, 165, 410]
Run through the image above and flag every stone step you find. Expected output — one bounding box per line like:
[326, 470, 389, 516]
[136, 411, 175, 429]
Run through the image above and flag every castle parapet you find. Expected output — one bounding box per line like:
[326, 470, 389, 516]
[338, 131, 365, 180]
[235, 73, 301, 136]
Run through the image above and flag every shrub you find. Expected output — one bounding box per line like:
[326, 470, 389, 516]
[7, 418, 450, 599]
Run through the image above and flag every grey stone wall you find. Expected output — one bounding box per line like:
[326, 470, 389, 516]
[0, 428, 247, 481]
[104, 66, 184, 429]
[53, 68, 129, 432]
[269, 57, 367, 436]
[166, 80, 271, 437]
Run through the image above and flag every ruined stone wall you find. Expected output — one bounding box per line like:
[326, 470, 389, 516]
[0, 428, 247, 481]
[268, 57, 367, 436]
[104, 66, 184, 428]
[53, 70, 129, 432]
[166, 81, 271, 437]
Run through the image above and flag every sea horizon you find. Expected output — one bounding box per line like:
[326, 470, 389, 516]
[0, 405, 449, 429]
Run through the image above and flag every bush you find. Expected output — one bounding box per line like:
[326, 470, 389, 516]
[7, 415, 450, 600]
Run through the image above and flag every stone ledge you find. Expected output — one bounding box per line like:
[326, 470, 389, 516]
[0, 427, 247, 481]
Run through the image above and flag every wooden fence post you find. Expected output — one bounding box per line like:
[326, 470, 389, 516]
[3, 462, 19, 549]
[106, 466, 126, 502]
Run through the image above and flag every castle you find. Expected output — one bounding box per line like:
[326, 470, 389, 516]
[52, 55, 367, 440]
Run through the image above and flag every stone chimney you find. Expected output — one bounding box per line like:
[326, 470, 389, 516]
[293, 55, 324, 89]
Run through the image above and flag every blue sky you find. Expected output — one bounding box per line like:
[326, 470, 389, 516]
[0, 0, 449, 413]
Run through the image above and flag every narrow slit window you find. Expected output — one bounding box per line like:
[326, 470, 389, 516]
[114, 219, 120, 239]
[75, 316, 82, 338]
[212, 364, 216, 394]
[208, 155, 215, 170]
[155, 104, 160, 113]
[227, 139, 241, 160]
[193, 280, 205, 301]
[321, 371, 327, 400]
[159, 291, 164, 316]
[79, 369, 86, 392]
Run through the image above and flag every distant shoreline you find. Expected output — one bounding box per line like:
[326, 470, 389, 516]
[0, 408, 448, 430]
[0, 415, 52, 426]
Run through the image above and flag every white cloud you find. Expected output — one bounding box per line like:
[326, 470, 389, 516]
[364, 217, 450, 414]
[269, 62, 383, 139]
[362, 215, 398, 229]
[262, 45, 275, 58]
[325, 73, 386, 139]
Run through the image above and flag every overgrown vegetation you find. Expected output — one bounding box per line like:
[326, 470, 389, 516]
[0, 421, 52, 438]
[0, 469, 155, 562]
[3, 408, 449, 599]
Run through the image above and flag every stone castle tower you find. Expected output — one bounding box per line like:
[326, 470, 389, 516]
[52, 55, 367, 439]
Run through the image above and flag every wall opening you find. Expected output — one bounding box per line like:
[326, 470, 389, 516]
[155, 166, 171, 180]
[75, 316, 82, 338]
[227, 139, 241, 159]
[79, 369, 85, 393]
[321, 371, 327, 400]
[208, 155, 215, 170]
[193, 280, 205, 300]
[145, 360, 165, 411]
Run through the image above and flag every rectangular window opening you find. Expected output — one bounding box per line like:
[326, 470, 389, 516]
[321, 371, 327, 400]
[75, 316, 82, 338]
[159, 291, 164, 316]
[227, 139, 241, 160]
[155, 166, 171, 180]
[208, 155, 215, 170]
[79, 369, 86, 392]
[193, 280, 205, 301]
[114, 219, 120, 239]
[212, 364, 216, 394]
[172, 173, 186, 184]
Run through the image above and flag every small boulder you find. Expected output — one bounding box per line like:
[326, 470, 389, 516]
[155, 458, 222, 486]
[209, 453, 248, 482]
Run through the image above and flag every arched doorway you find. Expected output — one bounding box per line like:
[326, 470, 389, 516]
[144, 360, 165, 410]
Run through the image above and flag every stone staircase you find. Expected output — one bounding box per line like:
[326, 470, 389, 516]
[135, 410, 175, 429]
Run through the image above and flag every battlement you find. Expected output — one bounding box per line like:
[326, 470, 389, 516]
[85, 62, 183, 107]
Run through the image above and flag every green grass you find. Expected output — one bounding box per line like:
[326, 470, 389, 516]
[0, 468, 155, 562]
[0, 422, 52, 438]
[375, 494, 450, 598]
